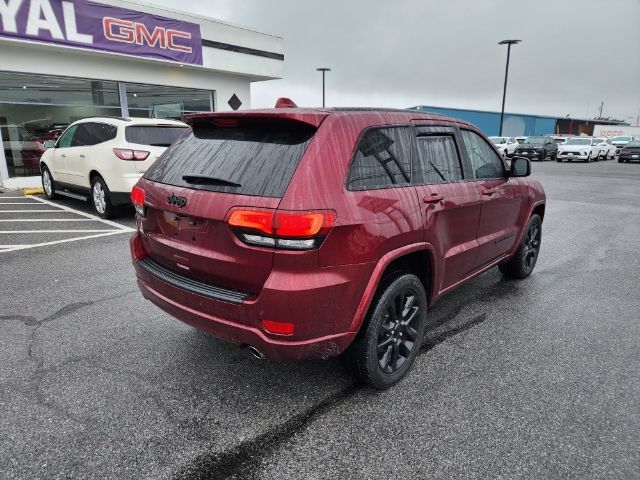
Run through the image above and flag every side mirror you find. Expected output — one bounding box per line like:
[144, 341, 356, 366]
[43, 140, 56, 149]
[510, 156, 531, 177]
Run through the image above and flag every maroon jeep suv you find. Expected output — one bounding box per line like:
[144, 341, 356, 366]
[130, 107, 545, 389]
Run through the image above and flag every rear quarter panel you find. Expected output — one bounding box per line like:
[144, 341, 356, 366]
[278, 114, 424, 268]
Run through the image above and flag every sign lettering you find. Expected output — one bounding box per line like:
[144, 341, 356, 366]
[0, 0, 203, 65]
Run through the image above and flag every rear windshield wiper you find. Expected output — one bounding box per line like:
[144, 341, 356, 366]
[182, 174, 241, 187]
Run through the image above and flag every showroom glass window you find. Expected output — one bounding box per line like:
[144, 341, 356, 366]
[0, 72, 120, 177]
[125, 83, 213, 119]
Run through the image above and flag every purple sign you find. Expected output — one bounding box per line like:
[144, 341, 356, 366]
[0, 0, 203, 65]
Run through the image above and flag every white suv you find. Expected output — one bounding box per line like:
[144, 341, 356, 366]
[40, 117, 189, 218]
[488, 136, 519, 157]
[556, 137, 601, 163]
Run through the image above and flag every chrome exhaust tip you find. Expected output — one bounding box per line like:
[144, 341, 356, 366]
[247, 346, 264, 360]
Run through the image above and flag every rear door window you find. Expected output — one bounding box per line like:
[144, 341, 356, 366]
[414, 134, 463, 184]
[347, 127, 412, 190]
[71, 123, 116, 147]
[144, 119, 316, 198]
[126, 125, 189, 147]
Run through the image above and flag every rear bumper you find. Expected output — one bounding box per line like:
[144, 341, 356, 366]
[108, 174, 144, 204]
[137, 277, 354, 361]
[130, 235, 369, 362]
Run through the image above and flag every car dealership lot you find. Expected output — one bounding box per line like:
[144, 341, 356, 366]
[1, 161, 639, 479]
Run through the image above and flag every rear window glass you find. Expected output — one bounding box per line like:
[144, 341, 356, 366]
[126, 125, 189, 147]
[144, 120, 316, 198]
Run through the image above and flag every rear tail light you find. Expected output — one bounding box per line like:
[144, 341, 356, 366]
[227, 209, 336, 250]
[114, 148, 150, 161]
[131, 185, 146, 216]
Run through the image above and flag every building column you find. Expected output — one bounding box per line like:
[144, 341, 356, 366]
[118, 82, 129, 118]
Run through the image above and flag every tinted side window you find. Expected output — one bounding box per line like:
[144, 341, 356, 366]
[460, 129, 506, 180]
[57, 125, 78, 148]
[71, 123, 116, 147]
[347, 127, 412, 190]
[414, 135, 463, 184]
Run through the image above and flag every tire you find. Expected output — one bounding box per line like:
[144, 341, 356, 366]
[618, 158, 623, 163]
[586, 153, 592, 163]
[556, 158, 562, 163]
[539, 150, 546, 161]
[499, 214, 542, 280]
[341, 273, 428, 389]
[551, 151, 557, 161]
[91, 175, 114, 219]
[41, 165, 58, 200]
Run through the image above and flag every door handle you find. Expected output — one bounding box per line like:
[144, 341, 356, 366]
[423, 193, 443, 204]
[481, 188, 496, 196]
[61, 154, 67, 158]
[79, 154, 86, 158]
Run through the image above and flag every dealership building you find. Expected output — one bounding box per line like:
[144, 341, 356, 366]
[0, 0, 283, 189]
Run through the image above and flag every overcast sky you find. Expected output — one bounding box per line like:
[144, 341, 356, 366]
[152, 0, 640, 122]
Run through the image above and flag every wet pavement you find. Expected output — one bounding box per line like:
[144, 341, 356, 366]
[1, 160, 638, 479]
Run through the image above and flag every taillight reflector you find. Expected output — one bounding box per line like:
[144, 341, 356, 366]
[227, 208, 336, 250]
[228, 210, 274, 235]
[262, 320, 295, 336]
[275, 212, 334, 238]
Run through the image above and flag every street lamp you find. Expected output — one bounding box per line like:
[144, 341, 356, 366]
[316, 67, 331, 108]
[498, 40, 521, 136]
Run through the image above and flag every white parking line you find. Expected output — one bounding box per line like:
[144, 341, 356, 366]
[0, 231, 132, 253]
[1, 230, 122, 234]
[0, 210, 64, 213]
[29, 196, 133, 231]
[0, 202, 43, 205]
[0, 195, 135, 254]
[0, 218, 97, 222]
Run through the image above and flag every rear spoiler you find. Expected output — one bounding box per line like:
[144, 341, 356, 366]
[183, 109, 329, 128]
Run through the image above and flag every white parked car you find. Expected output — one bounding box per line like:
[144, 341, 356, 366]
[40, 117, 189, 218]
[556, 137, 601, 163]
[593, 137, 617, 160]
[609, 136, 635, 155]
[489, 136, 519, 157]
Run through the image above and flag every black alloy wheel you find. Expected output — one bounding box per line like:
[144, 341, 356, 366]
[341, 274, 428, 389]
[499, 214, 542, 279]
[521, 220, 541, 274]
[376, 289, 421, 374]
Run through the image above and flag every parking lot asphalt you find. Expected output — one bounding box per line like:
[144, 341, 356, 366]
[1, 160, 639, 480]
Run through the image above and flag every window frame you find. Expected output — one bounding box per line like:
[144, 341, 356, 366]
[458, 128, 508, 181]
[345, 124, 414, 192]
[413, 125, 465, 186]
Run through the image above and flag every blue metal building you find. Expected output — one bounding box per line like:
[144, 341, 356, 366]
[408, 105, 559, 137]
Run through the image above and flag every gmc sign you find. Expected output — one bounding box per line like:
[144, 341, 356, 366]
[0, 0, 203, 65]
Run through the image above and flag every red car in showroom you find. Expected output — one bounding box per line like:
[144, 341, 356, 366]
[130, 105, 546, 389]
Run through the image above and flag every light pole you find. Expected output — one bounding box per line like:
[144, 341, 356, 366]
[498, 40, 521, 136]
[316, 67, 331, 108]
